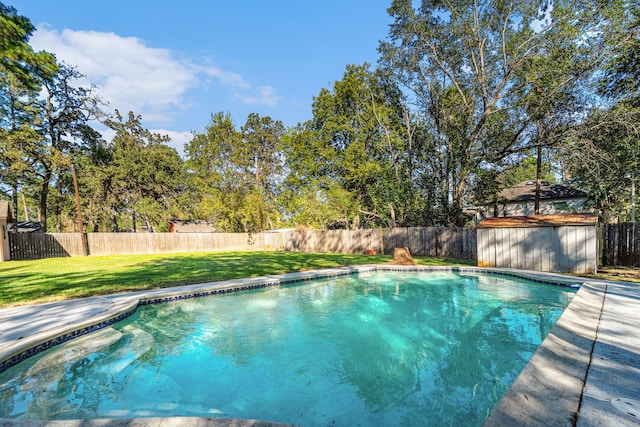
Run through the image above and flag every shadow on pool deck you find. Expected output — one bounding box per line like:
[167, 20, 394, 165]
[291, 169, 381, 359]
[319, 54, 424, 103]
[484, 278, 640, 426]
[1, 266, 639, 426]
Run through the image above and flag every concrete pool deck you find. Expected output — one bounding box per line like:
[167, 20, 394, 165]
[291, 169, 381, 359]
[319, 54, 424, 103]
[0, 266, 639, 426]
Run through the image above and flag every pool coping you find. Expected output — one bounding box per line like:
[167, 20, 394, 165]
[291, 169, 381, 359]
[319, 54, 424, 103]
[0, 265, 638, 426]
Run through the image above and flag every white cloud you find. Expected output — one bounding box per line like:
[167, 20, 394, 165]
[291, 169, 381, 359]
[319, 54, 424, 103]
[29, 26, 282, 127]
[194, 64, 251, 89]
[31, 26, 196, 123]
[241, 86, 282, 107]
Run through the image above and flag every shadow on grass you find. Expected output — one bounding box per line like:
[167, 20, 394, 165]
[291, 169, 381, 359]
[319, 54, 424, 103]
[0, 251, 472, 307]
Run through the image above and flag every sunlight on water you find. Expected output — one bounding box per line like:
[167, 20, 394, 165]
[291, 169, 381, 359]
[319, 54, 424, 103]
[0, 271, 575, 426]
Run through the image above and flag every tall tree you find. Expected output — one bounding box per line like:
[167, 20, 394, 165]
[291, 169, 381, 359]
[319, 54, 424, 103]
[0, 2, 56, 228]
[599, 5, 640, 104]
[240, 113, 285, 230]
[0, 2, 56, 90]
[184, 112, 244, 231]
[106, 111, 184, 232]
[0, 72, 42, 226]
[379, 0, 619, 224]
[185, 112, 286, 232]
[563, 4, 639, 222]
[33, 63, 103, 231]
[283, 64, 420, 228]
[74, 124, 115, 232]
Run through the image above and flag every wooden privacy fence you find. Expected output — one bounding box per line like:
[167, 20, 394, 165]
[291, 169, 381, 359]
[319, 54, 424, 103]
[7, 227, 477, 261]
[9, 232, 286, 259]
[283, 227, 476, 259]
[601, 223, 640, 267]
[9, 233, 85, 260]
[8, 223, 639, 269]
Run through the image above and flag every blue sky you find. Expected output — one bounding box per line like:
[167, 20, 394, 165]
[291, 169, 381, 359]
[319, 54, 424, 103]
[8, 1, 394, 153]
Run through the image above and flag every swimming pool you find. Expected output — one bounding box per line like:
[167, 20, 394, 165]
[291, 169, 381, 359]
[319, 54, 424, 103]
[0, 270, 575, 426]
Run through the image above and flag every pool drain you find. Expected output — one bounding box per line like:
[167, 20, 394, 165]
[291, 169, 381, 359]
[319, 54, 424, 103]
[611, 398, 640, 419]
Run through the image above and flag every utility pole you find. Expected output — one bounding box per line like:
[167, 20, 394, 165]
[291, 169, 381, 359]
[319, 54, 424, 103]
[632, 177, 636, 224]
[71, 163, 88, 255]
[625, 173, 636, 224]
[534, 120, 543, 215]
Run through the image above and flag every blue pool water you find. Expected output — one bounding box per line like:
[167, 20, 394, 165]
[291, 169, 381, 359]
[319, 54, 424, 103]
[0, 271, 575, 426]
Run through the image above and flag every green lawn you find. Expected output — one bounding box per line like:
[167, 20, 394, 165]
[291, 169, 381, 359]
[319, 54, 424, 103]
[0, 251, 473, 308]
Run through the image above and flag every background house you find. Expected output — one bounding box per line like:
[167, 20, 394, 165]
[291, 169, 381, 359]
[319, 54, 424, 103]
[480, 181, 591, 219]
[168, 220, 218, 233]
[7, 221, 42, 233]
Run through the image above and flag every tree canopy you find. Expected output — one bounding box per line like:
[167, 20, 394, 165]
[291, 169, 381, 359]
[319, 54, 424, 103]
[0, 1, 637, 231]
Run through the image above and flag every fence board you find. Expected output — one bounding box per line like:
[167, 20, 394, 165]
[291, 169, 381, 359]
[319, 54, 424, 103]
[601, 223, 640, 267]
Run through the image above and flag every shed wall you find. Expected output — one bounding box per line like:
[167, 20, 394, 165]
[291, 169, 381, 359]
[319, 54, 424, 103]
[477, 225, 598, 273]
[0, 220, 8, 262]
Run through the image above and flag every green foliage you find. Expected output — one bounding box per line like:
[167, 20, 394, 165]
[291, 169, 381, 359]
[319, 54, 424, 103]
[282, 64, 422, 228]
[184, 112, 285, 232]
[500, 154, 557, 187]
[0, 4, 56, 223]
[33, 63, 104, 231]
[561, 1, 639, 222]
[563, 102, 640, 222]
[104, 111, 184, 232]
[75, 125, 115, 232]
[600, 6, 640, 102]
[379, 0, 617, 224]
[0, 2, 57, 89]
[1, 2, 636, 229]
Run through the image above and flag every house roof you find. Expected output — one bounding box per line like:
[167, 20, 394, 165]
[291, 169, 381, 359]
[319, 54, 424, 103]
[499, 181, 586, 202]
[8, 222, 42, 233]
[169, 220, 218, 233]
[477, 213, 598, 228]
[0, 201, 12, 221]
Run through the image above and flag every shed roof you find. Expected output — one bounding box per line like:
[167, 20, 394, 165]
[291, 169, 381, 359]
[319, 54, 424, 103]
[0, 201, 12, 221]
[499, 181, 586, 202]
[477, 213, 598, 228]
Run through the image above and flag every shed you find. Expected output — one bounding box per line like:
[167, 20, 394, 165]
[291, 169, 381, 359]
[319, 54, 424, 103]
[0, 201, 13, 262]
[477, 213, 599, 273]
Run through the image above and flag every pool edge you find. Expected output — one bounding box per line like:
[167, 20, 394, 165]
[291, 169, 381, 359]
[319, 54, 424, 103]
[0, 265, 619, 426]
[0, 265, 584, 374]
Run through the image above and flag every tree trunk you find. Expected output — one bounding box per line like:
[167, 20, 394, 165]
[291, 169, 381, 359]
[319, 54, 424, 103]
[535, 120, 543, 215]
[535, 145, 542, 215]
[55, 172, 63, 232]
[11, 184, 19, 233]
[143, 215, 154, 232]
[39, 167, 52, 232]
[389, 204, 396, 228]
[71, 164, 84, 234]
[21, 189, 29, 221]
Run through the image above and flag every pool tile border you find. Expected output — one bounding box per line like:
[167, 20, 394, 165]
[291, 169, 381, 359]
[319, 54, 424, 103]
[0, 265, 584, 375]
[0, 306, 138, 374]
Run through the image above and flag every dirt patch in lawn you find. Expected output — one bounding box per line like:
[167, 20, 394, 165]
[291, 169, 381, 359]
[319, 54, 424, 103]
[596, 266, 640, 281]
